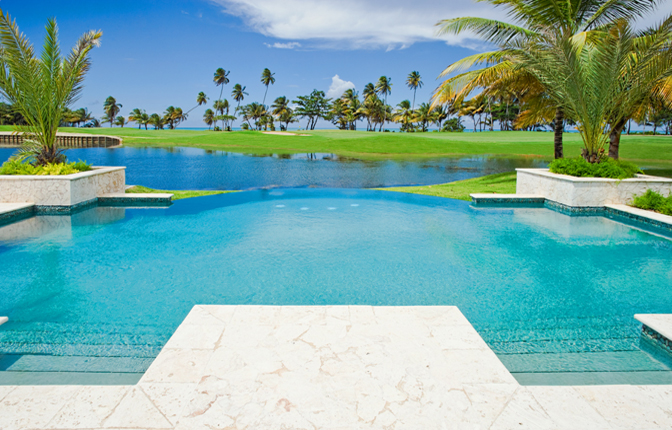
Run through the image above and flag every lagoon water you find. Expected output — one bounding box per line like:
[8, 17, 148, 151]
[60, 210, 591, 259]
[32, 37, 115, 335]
[0, 146, 546, 190]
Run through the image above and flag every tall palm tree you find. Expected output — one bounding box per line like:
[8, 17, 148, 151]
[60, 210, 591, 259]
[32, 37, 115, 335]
[433, 0, 663, 160]
[148, 113, 165, 130]
[187, 92, 209, 114]
[103, 96, 122, 127]
[0, 11, 101, 164]
[231, 84, 248, 127]
[213, 99, 230, 130]
[114, 116, 126, 127]
[394, 100, 415, 132]
[260, 68, 276, 106]
[406, 71, 423, 110]
[271, 96, 290, 117]
[213, 68, 230, 100]
[375, 76, 392, 105]
[128, 108, 147, 129]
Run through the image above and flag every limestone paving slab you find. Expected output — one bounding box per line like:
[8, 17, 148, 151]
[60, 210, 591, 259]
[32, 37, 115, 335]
[1, 305, 672, 429]
[635, 314, 672, 341]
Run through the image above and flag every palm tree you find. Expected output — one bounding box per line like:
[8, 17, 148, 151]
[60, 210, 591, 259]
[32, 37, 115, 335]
[375, 76, 392, 105]
[213, 99, 230, 130]
[433, 0, 662, 160]
[213, 68, 230, 100]
[0, 11, 101, 165]
[414, 103, 435, 132]
[203, 109, 215, 130]
[231, 84, 248, 127]
[114, 116, 126, 127]
[363, 83, 376, 101]
[406, 71, 423, 110]
[128, 108, 147, 129]
[271, 96, 290, 117]
[103, 96, 122, 127]
[187, 92, 209, 114]
[261, 68, 276, 106]
[148, 113, 165, 130]
[394, 100, 415, 132]
[433, 105, 448, 130]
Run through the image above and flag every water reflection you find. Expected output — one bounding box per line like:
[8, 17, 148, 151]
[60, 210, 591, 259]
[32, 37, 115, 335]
[0, 146, 547, 191]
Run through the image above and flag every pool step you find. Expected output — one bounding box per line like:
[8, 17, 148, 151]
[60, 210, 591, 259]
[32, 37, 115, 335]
[0, 321, 171, 374]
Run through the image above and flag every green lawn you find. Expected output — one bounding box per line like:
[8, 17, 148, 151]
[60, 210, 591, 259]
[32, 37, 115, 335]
[379, 172, 518, 201]
[2, 126, 670, 166]
[125, 185, 234, 200]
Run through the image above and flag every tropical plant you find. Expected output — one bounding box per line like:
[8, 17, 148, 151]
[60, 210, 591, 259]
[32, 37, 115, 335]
[394, 100, 415, 132]
[231, 83, 248, 127]
[113, 116, 126, 127]
[363, 83, 376, 101]
[213, 68, 230, 100]
[213, 99, 230, 130]
[103, 96, 122, 127]
[261, 68, 276, 106]
[375, 76, 392, 105]
[203, 108, 215, 130]
[0, 11, 101, 164]
[414, 103, 436, 132]
[187, 91, 208, 115]
[433, 0, 663, 161]
[163, 106, 186, 129]
[406, 71, 423, 110]
[148, 113, 166, 130]
[128, 108, 147, 129]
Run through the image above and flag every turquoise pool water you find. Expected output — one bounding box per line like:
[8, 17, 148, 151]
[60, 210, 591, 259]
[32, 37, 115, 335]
[1, 189, 671, 385]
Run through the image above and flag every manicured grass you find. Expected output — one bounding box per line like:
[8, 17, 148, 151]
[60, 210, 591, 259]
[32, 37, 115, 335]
[2, 126, 671, 166]
[379, 171, 517, 201]
[125, 185, 233, 200]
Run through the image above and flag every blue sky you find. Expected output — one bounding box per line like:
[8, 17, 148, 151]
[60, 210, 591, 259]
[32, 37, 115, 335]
[3, 0, 671, 128]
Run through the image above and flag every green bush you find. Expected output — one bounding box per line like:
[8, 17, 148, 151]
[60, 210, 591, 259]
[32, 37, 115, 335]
[0, 160, 92, 175]
[549, 157, 642, 179]
[632, 190, 672, 216]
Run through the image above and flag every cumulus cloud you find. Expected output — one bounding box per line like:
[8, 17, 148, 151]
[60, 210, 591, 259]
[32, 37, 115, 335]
[326, 75, 355, 98]
[263, 41, 302, 49]
[209, 0, 504, 49]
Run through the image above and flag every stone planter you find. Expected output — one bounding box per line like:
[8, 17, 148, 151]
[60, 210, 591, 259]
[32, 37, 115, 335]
[0, 166, 125, 208]
[516, 168, 672, 208]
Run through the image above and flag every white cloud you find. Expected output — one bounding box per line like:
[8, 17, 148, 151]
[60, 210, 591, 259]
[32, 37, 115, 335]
[263, 41, 302, 49]
[326, 75, 355, 98]
[210, 0, 672, 50]
[209, 0, 504, 49]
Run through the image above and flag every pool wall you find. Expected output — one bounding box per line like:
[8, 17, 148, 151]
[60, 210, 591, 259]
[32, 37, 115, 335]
[0, 167, 126, 207]
[516, 168, 672, 207]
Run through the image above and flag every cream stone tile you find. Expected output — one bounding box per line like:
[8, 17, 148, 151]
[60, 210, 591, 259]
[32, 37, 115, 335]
[527, 386, 611, 430]
[348, 305, 376, 324]
[140, 383, 196, 426]
[576, 385, 672, 430]
[103, 387, 172, 429]
[229, 306, 282, 326]
[429, 324, 490, 350]
[46, 386, 130, 429]
[490, 387, 556, 430]
[438, 349, 517, 385]
[0, 385, 79, 429]
[163, 324, 225, 350]
[460, 384, 518, 427]
[140, 348, 213, 384]
[0, 386, 16, 402]
[639, 385, 672, 415]
[197, 305, 237, 325]
[179, 306, 228, 326]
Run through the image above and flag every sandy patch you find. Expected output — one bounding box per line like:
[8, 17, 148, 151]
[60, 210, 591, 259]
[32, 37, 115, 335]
[262, 131, 310, 136]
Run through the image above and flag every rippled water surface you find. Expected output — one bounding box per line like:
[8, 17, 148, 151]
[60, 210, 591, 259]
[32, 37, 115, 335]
[1, 190, 671, 384]
[0, 146, 546, 189]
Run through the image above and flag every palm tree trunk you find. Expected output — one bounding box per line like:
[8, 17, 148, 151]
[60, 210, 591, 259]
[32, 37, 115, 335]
[553, 107, 564, 159]
[627, 119, 631, 135]
[608, 118, 627, 160]
[412, 89, 416, 111]
[263, 86, 269, 106]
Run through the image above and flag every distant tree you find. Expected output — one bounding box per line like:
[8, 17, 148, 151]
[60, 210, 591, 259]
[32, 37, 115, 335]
[213, 68, 230, 100]
[128, 108, 147, 129]
[148, 113, 165, 130]
[261, 68, 276, 106]
[293, 90, 332, 130]
[114, 116, 126, 127]
[394, 100, 415, 132]
[406, 71, 423, 111]
[187, 92, 209, 115]
[203, 109, 215, 130]
[103, 96, 122, 127]
[414, 103, 435, 132]
[363, 83, 376, 101]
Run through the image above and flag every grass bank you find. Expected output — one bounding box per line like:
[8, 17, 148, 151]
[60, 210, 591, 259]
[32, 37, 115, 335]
[379, 172, 517, 201]
[125, 185, 233, 201]
[2, 127, 670, 166]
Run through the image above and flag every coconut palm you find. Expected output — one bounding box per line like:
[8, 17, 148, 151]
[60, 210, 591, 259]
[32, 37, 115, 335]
[187, 92, 209, 114]
[375, 76, 392, 105]
[0, 11, 101, 164]
[103, 96, 122, 127]
[406, 71, 423, 110]
[261, 68, 276, 106]
[394, 100, 415, 132]
[271, 96, 290, 117]
[148, 113, 165, 130]
[128, 108, 147, 129]
[114, 116, 126, 127]
[203, 109, 215, 130]
[363, 83, 376, 101]
[433, 0, 663, 160]
[414, 103, 436, 132]
[213, 68, 230, 100]
[231, 84, 248, 127]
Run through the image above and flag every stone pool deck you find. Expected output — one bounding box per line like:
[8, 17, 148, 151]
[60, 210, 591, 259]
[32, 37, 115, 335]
[1, 305, 672, 429]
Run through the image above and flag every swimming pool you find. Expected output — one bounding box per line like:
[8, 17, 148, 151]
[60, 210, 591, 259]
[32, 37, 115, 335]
[1, 189, 671, 385]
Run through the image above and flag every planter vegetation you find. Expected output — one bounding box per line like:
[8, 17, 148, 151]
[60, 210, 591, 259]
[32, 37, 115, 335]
[0, 160, 91, 176]
[632, 190, 672, 216]
[549, 158, 642, 180]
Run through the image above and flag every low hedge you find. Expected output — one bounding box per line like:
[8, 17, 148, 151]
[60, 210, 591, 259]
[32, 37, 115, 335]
[549, 158, 642, 179]
[0, 160, 92, 175]
[632, 190, 672, 216]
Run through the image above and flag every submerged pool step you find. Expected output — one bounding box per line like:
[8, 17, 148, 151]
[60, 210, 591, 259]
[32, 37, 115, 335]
[0, 342, 163, 358]
[0, 353, 154, 373]
[488, 337, 639, 355]
[499, 350, 672, 373]
[0, 329, 170, 348]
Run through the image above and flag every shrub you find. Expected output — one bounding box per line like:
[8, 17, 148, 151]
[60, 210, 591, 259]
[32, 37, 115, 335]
[632, 190, 672, 216]
[549, 157, 642, 179]
[0, 160, 92, 175]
